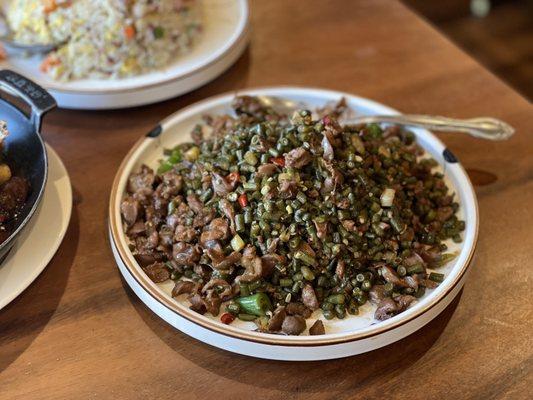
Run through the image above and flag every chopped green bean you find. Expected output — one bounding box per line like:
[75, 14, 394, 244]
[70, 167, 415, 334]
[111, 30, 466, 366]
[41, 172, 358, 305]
[429, 272, 445, 283]
[238, 313, 257, 321]
[326, 294, 345, 305]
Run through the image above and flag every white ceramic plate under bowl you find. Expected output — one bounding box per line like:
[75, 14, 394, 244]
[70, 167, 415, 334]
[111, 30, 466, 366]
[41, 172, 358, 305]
[109, 87, 478, 360]
[0, 145, 72, 310]
[0, 0, 249, 109]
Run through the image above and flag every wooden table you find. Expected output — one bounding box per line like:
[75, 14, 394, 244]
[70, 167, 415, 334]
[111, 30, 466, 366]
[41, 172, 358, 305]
[1, 1, 532, 398]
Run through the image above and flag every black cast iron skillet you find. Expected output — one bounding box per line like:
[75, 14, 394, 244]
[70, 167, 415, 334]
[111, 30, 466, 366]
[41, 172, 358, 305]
[0, 69, 56, 261]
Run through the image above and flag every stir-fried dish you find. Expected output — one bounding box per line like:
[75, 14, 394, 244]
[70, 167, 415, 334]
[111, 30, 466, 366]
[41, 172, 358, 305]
[121, 96, 464, 336]
[5, 0, 202, 81]
[0, 121, 30, 243]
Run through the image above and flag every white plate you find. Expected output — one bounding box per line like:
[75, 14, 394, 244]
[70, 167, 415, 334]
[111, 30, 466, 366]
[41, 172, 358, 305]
[0, 145, 72, 310]
[109, 87, 479, 360]
[0, 0, 250, 109]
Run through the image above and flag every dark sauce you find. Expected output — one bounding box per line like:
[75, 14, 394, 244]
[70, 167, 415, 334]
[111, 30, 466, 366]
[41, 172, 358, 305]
[0, 175, 30, 243]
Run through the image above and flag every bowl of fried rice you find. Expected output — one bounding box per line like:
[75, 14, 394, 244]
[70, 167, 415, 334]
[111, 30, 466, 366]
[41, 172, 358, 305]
[0, 0, 250, 108]
[6, 0, 203, 81]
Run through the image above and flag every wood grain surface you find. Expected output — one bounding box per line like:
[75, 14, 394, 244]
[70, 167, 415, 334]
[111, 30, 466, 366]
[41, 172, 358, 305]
[1, 1, 532, 399]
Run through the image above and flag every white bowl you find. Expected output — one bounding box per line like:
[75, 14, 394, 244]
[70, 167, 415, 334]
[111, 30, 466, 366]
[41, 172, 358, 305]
[0, 0, 249, 109]
[108, 87, 479, 360]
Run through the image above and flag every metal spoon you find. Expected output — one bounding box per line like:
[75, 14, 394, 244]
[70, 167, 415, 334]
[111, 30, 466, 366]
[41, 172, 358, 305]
[0, 10, 58, 55]
[255, 95, 515, 141]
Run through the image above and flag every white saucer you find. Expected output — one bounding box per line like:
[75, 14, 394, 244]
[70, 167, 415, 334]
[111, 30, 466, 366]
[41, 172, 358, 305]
[0, 0, 250, 109]
[0, 145, 72, 310]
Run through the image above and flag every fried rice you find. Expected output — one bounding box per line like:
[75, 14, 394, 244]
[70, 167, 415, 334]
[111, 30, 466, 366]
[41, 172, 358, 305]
[6, 0, 202, 80]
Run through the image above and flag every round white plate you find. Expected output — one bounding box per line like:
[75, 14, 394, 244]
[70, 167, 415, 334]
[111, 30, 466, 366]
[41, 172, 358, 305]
[109, 87, 479, 360]
[0, 145, 72, 310]
[0, 0, 250, 109]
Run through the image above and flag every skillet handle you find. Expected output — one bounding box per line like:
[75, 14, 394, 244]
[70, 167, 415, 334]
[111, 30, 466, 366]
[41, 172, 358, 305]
[0, 69, 56, 134]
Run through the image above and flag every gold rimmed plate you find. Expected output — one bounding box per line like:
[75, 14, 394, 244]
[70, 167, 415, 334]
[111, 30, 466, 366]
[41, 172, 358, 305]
[108, 87, 478, 360]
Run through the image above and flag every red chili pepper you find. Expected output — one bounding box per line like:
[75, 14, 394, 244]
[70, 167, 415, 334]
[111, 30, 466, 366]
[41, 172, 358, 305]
[238, 193, 248, 208]
[220, 312, 235, 325]
[226, 171, 240, 185]
[270, 156, 285, 167]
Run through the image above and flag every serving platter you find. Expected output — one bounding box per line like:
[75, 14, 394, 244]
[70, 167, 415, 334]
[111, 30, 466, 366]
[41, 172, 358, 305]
[0, 145, 72, 310]
[0, 0, 250, 109]
[108, 87, 478, 360]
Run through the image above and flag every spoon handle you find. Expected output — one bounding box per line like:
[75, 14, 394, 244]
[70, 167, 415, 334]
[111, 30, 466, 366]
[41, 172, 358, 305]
[347, 114, 514, 141]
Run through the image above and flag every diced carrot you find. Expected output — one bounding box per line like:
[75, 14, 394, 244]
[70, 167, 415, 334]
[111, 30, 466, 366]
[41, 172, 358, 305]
[43, 0, 57, 13]
[40, 55, 60, 73]
[124, 25, 136, 40]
